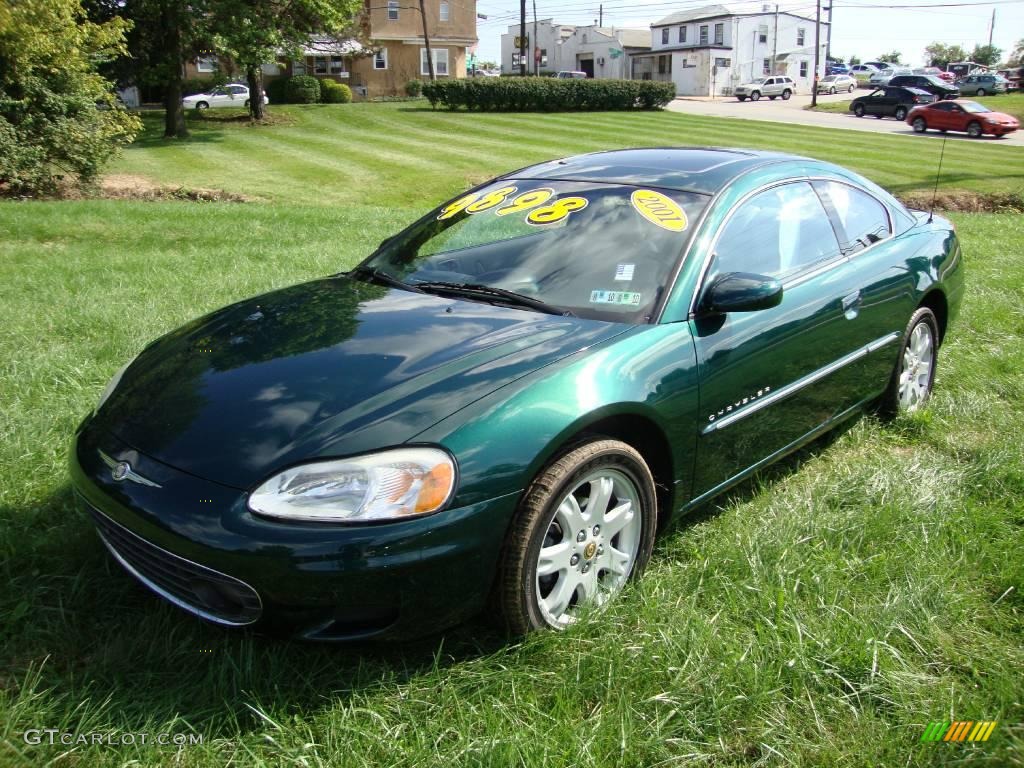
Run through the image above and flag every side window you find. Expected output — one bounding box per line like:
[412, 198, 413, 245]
[709, 182, 841, 282]
[814, 181, 890, 255]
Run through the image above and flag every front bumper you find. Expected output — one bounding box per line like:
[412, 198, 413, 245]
[71, 425, 519, 640]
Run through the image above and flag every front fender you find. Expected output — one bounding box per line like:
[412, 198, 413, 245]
[413, 323, 700, 510]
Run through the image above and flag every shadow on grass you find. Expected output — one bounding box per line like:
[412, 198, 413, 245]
[0, 484, 508, 737]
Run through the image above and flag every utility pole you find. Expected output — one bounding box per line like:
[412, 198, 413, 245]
[824, 3, 833, 64]
[519, 0, 526, 75]
[772, 4, 779, 75]
[811, 0, 821, 107]
[419, 0, 435, 80]
[988, 8, 995, 46]
[533, 0, 538, 75]
[599, 4, 603, 26]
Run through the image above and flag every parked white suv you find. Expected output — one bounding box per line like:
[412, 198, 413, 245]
[734, 76, 795, 101]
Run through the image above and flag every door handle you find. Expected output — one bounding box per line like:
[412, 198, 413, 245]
[842, 290, 862, 319]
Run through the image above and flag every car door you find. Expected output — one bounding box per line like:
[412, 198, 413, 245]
[864, 89, 886, 115]
[881, 88, 902, 115]
[207, 87, 228, 106]
[927, 101, 954, 129]
[688, 180, 869, 498]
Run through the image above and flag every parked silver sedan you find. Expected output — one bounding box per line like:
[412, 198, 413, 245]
[816, 74, 857, 94]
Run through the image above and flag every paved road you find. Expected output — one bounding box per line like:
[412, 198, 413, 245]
[666, 91, 1024, 146]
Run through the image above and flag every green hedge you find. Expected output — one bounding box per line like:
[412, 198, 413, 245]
[285, 75, 320, 104]
[319, 79, 353, 103]
[421, 78, 676, 111]
[265, 77, 289, 104]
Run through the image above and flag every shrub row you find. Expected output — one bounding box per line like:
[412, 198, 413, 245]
[421, 78, 676, 111]
[265, 76, 352, 104]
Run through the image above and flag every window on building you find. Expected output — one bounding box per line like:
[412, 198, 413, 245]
[292, 60, 306, 75]
[421, 47, 449, 76]
[714, 57, 731, 67]
[539, 48, 548, 67]
[678, 26, 686, 43]
[658, 54, 667, 74]
[661, 28, 669, 44]
[699, 25, 709, 45]
[440, 1, 449, 21]
[763, 58, 771, 74]
[709, 182, 841, 282]
[196, 55, 217, 73]
[512, 52, 521, 68]
[374, 48, 388, 69]
[313, 57, 328, 75]
[330, 56, 346, 74]
[714, 23, 724, 45]
[797, 27, 806, 46]
[387, 0, 399, 20]
[758, 25, 768, 44]
[800, 60, 808, 77]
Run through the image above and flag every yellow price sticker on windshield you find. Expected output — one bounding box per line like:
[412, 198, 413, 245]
[437, 192, 480, 220]
[525, 197, 589, 226]
[631, 189, 688, 232]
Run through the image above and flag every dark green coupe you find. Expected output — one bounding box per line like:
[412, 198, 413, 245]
[72, 148, 963, 639]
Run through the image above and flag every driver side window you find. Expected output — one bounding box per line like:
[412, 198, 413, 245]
[708, 182, 841, 282]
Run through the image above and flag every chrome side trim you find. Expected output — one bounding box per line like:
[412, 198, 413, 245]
[89, 504, 262, 627]
[702, 331, 900, 434]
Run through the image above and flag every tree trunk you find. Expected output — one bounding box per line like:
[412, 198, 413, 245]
[161, 2, 188, 138]
[247, 65, 265, 121]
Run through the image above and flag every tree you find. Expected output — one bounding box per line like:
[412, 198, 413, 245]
[86, 0, 210, 139]
[924, 42, 967, 68]
[0, 0, 141, 195]
[1011, 39, 1024, 67]
[848, 54, 861, 65]
[210, 0, 364, 121]
[878, 51, 902, 64]
[970, 44, 1001, 67]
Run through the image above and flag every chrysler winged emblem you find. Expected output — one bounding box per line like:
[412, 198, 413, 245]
[98, 450, 162, 488]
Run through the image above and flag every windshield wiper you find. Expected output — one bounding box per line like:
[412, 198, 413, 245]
[412, 281, 575, 317]
[349, 266, 425, 293]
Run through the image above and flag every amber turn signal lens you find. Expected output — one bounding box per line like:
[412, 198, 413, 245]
[415, 462, 454, 513]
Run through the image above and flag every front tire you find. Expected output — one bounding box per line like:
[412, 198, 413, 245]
[976, 88, 987, 96]
[829, 86, 837, 95]
[195, 101, 209, 110]
[967, 120, 983, 138]
[912, 117, 927, 132]
[878, 307, 939, 417]
[854, 103, 865, 117]
[751, 90, 761, 101]
[737, 95, 747, 101]
[848, 84, 855, 93]
[895, 106, 907, 121]
[492, 439, 657, 635]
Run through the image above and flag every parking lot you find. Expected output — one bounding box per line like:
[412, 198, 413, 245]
[667, 90, 1024, 145]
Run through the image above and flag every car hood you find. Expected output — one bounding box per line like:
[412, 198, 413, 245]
[983, 111, 1018, 123]
[93, 275, 628, 489]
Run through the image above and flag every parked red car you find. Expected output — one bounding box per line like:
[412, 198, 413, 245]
[907, 100, 1019, 138]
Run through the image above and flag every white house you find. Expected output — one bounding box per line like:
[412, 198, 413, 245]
[500, 21, 649, 77]
[631, 4, 828, 96]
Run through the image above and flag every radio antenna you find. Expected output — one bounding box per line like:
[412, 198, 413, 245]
[928, 136, 947, 224]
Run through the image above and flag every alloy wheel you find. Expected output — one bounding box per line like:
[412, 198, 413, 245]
[535, 468, 642, 627]
[898, 321, 935, 412]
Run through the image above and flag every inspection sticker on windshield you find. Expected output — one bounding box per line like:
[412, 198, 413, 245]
[591, 290, 641, 306]
[614, 264, 635, 281]
[631, 189, 688, 232]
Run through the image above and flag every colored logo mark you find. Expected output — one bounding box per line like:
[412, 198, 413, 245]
[921, 721, 998, 743]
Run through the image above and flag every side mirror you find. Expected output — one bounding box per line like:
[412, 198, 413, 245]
[701, 272, 783, 314]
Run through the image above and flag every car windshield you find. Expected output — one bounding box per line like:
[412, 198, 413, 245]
[749, 78, 766, 85]
[362, 180, 709, 323]
[960, 101, 992, 113]
[821, 76, 836, 82]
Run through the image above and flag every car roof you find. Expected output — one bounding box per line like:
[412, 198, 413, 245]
[502, 147, 802, 195]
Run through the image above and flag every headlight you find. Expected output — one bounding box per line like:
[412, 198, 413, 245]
[248, 448, 456, 523]
[96, 361, 130, 411]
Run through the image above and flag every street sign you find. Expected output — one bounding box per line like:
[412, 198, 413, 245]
[514, 35, 529, 49]
[534, 46, 541, 62]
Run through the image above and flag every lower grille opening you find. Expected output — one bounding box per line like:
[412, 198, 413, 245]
[85, 501, 262, 626]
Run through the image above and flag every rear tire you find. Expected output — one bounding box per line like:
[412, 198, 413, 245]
[781, 89, 792, 100]
[491, 439, 658, 635]
[967, 121, 983, 138]
[895, 106, 908, 121]
[751, 91, 761, 101]
[976, 88, 987, 96]
[877, 307, 939, 418]
[195, 101, 209, 110]
[912, 117, 927, 132]
[848, 84, 855, 93]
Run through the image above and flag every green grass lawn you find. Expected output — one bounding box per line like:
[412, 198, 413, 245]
[1, 105, 1023, 766]
[810, 91, 1024, 122]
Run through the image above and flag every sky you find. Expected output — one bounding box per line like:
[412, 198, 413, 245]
[470, 0, 1024, 67]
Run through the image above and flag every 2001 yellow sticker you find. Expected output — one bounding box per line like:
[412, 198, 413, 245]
[631, 189, 688, 232]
